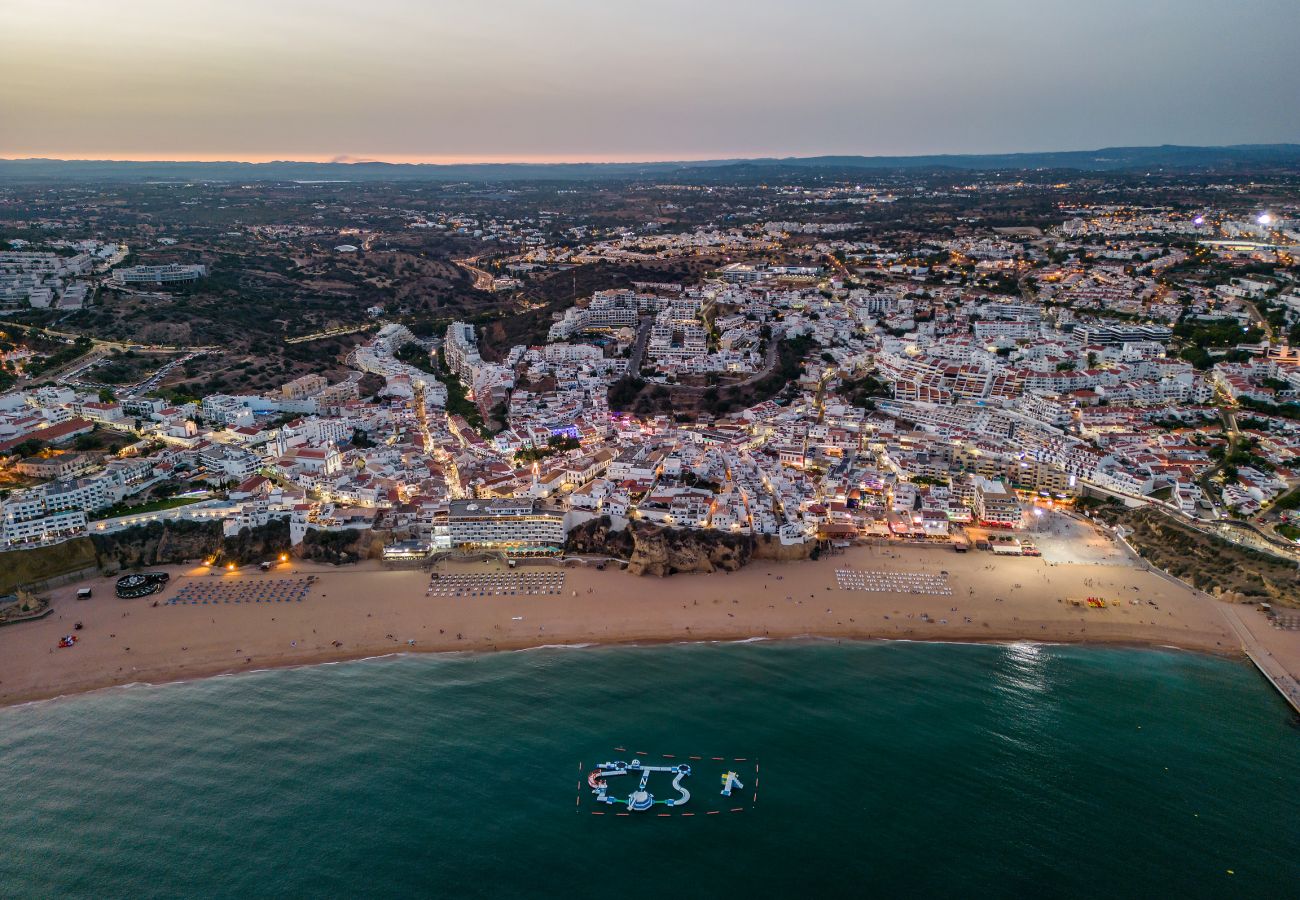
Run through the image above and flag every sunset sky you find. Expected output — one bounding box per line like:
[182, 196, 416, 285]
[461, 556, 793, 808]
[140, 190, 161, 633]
[4, 0, 1298, 163]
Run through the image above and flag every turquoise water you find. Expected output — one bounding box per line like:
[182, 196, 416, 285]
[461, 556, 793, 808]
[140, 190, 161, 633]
[2, 641, 1298, 898]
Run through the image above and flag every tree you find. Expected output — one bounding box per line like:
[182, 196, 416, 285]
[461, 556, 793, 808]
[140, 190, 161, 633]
[608, 376, 645, 411]
[154, 481, 182, 499]
[7, 439, 45, 458]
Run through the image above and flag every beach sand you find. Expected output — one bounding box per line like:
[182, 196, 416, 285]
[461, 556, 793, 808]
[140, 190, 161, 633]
[4, 534, 1285, 709]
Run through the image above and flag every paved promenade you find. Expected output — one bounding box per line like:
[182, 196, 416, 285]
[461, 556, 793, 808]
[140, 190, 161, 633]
[1219, 602, 1300, 715]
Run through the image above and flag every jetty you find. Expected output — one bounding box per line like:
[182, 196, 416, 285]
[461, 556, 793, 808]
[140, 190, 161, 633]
[1220, 603, 1300, 716]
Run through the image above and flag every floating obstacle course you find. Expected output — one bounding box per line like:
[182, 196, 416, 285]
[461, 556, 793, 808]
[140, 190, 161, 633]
[577, 748, 758, 817]
[720, 771, 743, 796]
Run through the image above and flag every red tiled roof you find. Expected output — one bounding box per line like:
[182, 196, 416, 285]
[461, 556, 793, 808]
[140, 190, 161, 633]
[0, 417, 94, 453]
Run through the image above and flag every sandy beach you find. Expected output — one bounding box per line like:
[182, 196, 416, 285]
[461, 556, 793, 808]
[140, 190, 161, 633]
[6, 529, 1294, 710]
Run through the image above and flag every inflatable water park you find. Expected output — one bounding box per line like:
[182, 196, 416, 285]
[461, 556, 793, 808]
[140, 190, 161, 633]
[578, 748, 758, 817]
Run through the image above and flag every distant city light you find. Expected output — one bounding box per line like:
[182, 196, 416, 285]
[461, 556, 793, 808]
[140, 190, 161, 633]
[1257, 213, 1273, 226]
[1192, 215, 1204, 226]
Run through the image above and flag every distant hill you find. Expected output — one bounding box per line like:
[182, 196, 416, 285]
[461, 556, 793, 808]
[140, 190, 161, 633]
[2, 144, 1299, 182]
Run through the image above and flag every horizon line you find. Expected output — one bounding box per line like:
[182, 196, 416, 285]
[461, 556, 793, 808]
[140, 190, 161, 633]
[3, 141, 1298, 168]
[3, 152, 720, 166]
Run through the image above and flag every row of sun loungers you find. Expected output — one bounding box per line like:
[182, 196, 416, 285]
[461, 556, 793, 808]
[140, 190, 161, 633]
[834, 569, 953, 596]
[428, 572, 566, 598]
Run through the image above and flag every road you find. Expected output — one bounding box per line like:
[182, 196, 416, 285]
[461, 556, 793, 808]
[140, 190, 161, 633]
[1242, 299, 1275, 344]
[454, 256, 495, 291]
[40, 345, 112, 386]
[1018, 273, 1037, 306]
[627, 316, 653, 375]
[53, 347, 208, 398]
[411, 379, 465, 500]
[0, 318, 213, 354]
[813, 365, 839, 422]
[285, 323, 376, 345]
[1083, 476, 1300, 564]
[3, 317, 220, 395]
[824, 252, 851, 279]
[122, 351, 207, 399]
[1205, 518, 1300, 561]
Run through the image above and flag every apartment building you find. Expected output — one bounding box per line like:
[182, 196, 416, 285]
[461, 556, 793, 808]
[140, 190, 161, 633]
[974, 477, 1023, 528]
[111, 264, 206, 285]
[1074, 323, 1173, 346]
[282, 374, 328, 400]
[444, 321, 482, 380]
[447, 498, 566, 551]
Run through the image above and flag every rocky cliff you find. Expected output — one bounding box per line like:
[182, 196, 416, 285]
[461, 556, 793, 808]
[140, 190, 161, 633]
[297, 527, 387, 564]
[565, 517, 813, 577]
[564, 516, 636, 558]
[752, 534, 817, 563]
[89, 519, 383, 570]
[623, 522, 752, 576]
[92, 520, 225, 572]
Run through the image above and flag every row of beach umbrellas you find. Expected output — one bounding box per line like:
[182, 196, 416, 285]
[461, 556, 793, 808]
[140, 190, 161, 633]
[834, 568, 953, 596]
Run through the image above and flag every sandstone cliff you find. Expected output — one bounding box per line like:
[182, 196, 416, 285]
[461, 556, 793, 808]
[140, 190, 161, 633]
[89, 519, 380, 570]
[565, 516, 814, 577]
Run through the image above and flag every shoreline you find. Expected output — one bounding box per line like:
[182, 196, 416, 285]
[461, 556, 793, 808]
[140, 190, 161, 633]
[3, 528, 1296, 713]
[0, 630, 1246, 713]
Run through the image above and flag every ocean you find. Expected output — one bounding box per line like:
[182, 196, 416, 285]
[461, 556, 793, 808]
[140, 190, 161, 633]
[1, 641, 1297, 898]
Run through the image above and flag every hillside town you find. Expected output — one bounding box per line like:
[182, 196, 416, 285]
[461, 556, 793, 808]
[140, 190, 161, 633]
[3, 180, 1300, 568]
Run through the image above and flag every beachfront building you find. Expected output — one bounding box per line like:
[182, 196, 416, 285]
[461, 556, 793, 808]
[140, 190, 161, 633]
[1, 506, 87, 547]
[974, 477, 1023, 528]
[447, 498, 565, 553]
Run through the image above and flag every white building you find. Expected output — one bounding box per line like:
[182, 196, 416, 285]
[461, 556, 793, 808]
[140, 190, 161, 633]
[112, 264, 206, 285]
[447, 498, 565, 551]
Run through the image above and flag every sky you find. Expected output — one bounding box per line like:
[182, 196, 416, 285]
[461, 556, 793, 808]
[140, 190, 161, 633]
[3, 0, 1299, 164]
